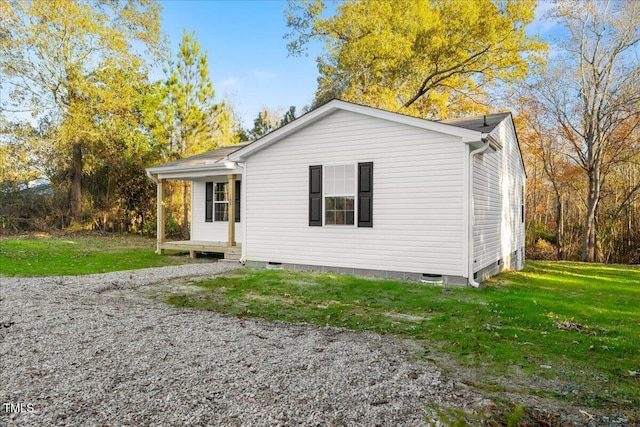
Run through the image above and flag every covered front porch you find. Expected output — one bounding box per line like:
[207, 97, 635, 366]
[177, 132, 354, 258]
[146, 143, 249, 262]
[157, 240, 242, 260]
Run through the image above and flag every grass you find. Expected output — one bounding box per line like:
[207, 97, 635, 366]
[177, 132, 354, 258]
[0, 233, 192, 276]
[164, 261, 640, 417]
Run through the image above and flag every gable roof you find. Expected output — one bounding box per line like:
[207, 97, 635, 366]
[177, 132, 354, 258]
[228, 99, 493, 161]
[147, 100, 521, 176]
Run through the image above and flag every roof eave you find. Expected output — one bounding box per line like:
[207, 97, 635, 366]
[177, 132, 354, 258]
[229, 99, 484, 161]
[146, 161, 230, 175]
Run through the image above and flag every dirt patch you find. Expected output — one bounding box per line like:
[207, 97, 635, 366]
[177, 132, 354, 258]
[385, 312, 427, 322]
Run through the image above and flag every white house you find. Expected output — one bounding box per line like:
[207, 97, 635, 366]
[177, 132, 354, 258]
[146, 99, 526, 286]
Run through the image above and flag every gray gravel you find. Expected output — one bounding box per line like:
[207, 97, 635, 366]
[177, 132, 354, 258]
[1, 262, 487, 426]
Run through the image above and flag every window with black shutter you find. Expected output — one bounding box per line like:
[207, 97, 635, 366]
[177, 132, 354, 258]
[309, 165, 322, 226]
[205, 182, 213, 222]
[324, 164, 355, 225]
[358, 162, 373, 227]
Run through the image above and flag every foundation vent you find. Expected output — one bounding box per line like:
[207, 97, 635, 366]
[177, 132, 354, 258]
[266, 262, 283, 270]
[421, 273, 444, 285]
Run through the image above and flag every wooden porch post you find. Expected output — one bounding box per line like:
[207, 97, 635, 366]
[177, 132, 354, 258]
[157, 178, 165, 254]
[227, 174, 236, 247]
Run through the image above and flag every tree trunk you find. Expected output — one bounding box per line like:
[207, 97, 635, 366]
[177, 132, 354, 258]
[554, 189, 564, 260]
[70, 141, 83, 224]
[582, 167, 601, 262]
[182, 181, 189, 240]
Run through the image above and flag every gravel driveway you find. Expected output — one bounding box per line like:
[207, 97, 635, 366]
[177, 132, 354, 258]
[1, 263, 485, 426]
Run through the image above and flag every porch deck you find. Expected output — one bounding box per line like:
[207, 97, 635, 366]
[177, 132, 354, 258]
[158, 240, 241, 260]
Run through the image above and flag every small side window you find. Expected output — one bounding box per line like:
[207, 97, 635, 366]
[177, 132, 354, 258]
[214, 183, 229, 221]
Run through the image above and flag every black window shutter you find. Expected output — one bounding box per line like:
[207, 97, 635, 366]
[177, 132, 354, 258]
[309, 165, 322, 226]
[205, 182, 213, 222]
[358, 162, 373, 227]
[235, 180, 241, 223]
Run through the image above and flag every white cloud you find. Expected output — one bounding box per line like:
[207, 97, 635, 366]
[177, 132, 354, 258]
[251, 69, 277, 81]
[217, 77, 239, 90]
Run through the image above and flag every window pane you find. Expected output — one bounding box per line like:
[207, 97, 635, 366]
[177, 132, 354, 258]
[325, 165, 334, 180]
[335, 197, 344, 210]
[325, 196, 334, 210]
[215, 203, 228, 221]
[335, 180, 344, 194]
[346, 211, 354, 225]
[344, 164, 355, 180]
[325, 179, 334, 195]
[215, 183, 228, 202]
[345, 178, 355, 193]
[345, 197, 354, 210]
[335, 210, 345, 224]
[325, 210, 336, 225]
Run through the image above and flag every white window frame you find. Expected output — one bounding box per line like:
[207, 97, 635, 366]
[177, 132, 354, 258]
[214, 182, 229, 222]
[322, 162, 358, 227]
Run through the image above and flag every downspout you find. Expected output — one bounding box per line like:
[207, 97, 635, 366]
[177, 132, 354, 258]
[468, 137, 491, 288]
[146, 170, 158, 184]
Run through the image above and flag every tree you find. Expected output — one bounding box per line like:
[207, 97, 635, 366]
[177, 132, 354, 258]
[514, 94, 582, 259]
[80, 67, 161, 232]
[1, 0, 162, 224]
[280, 106, 297, 127]
[250, 107, 282, 139]
[161, 30, 235, 159]
[248, 106, 298, 140]
[0, 118, 45, 190]
[285, 0, 545, 118]
[534, 0, 640, 262]
[153, 30, 238, 238]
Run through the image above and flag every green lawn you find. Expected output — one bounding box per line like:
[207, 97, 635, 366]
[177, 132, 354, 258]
[0, 234, 191, 276]
[164, 261, 640, 417]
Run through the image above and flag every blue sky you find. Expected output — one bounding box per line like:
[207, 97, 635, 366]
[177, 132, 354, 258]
[159, 0, 556, 128]
[160, 0, 325, 128]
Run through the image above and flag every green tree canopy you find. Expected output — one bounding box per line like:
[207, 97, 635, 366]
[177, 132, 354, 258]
[286, 0, 546, 118]
[1, 0, 163, 223]
[160, 30, 239, 158]
[149, 30, 240, 237]
[249, 106, 298, 139]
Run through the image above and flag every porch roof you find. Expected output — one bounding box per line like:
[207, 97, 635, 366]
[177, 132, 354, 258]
[147, 142, 252, 180]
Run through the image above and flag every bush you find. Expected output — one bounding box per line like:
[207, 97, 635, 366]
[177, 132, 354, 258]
[139, 216, 182, 239]
[0, 185, 55, 234]
[529, 238, 558, 260]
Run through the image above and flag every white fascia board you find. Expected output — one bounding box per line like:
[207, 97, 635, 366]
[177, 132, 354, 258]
[228, 101, 339, 161]
[334, 101, 483, 142]
[154, 167, 243, 181]
[228, 99, 484, 161]
[147, 161, 229, 175]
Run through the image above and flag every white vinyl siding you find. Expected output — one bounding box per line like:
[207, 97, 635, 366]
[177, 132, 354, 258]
[244, 109, 466, 276]
[191, 179, 242, 243]
[472, 118, 525, 271]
